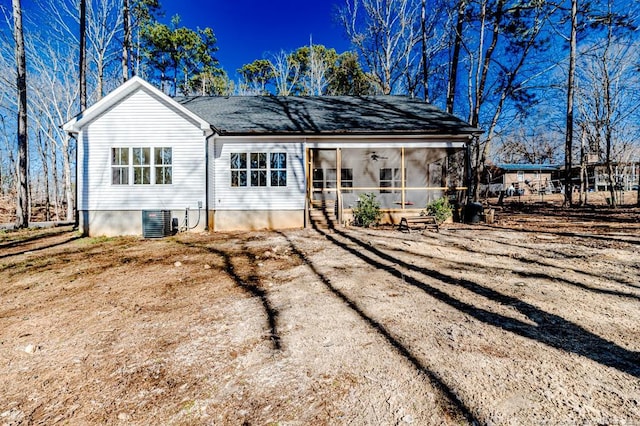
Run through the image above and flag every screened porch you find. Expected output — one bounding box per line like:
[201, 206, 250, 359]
[309, 147, 467, 224]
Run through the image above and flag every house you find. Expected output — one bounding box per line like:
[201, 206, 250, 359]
[590, 162, 640, 192]
[490, 164, 561, 196]
[63, 77, 481, 236]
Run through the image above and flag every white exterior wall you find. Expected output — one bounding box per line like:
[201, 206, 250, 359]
[78, 89, 207, 213]
[211, 138, 306, 211]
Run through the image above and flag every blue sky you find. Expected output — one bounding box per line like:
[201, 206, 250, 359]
[162, 0, 352, 80]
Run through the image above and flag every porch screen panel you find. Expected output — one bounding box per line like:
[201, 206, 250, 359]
[340, 148, 401, 209]
[311, 149, 338, 202]
[404, 148, 429, 209]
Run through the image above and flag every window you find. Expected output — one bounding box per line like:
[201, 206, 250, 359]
[325, 168, 337, 189]
[230, 153, 247, 187]
[133, 148, 150, 185]
[231, 152, 287, 188]
[270, 152, 287, 187]
[517, 171, 525, 182]
[111, 148, 129, 185]
[155, 147, 172, 184]
[250, 153, 267, 186]
[110, 146, 169, 185]
[312, 168, 324, 189]
[341, 168, 353, 193]
[380, 168, 402, 193]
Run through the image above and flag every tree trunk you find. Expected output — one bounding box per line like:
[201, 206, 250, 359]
[564, 0, 577, 207]
[421, 0, 429, 102]
[63, 134, 74, 222]
[50, 128, 60, 221]
[97, 56, 104, 100]
[447, 0, 466, 114]
[602, 18, 616, 208]
[579, 126, 588, 205]
[77, 0, 86, 226]
[471, 0, 503, 201]
[13, 0, 29, 229]
[122, 0, 131, 81]
[80, 0, 87, 110]
[40, 132, 51, 221]
[637, 163, 640, 206]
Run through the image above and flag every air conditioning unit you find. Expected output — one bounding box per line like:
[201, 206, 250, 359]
[142, 210, 172, 238]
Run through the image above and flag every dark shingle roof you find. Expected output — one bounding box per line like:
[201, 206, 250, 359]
[176, 95, 481, 136]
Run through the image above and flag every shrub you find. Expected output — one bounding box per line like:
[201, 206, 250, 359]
[422, 197, 452, 224]
[352, 193, 382, 227]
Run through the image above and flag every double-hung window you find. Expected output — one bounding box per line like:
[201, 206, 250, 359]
[341, 169, 353, 193]
[230, 153, 247, 187]
[380, 168, 402, 193]
[133, 148, 151, 185]
[154, 147, 172, 184]
[111, 148, 129, 185]
[250, 153, 268, 186]
[270, 153, 287, 187]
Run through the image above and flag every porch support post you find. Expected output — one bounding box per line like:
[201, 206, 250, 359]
[306, 147, 313, 228]
[465, 138, 473, 202]
[401, 147, 406, 209]
[336, 148, 342, 226]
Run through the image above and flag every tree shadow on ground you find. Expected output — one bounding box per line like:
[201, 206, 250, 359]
[389, 226, 640, 292]
[0, 232, 82, 261]
[487, 222, 640, 246]
[278, 231, 480, 425]
[382, 243, 640, 301]
[312, 226, 640, 379]
[177, 241, 281, 351]
[501, 203, 640, 224]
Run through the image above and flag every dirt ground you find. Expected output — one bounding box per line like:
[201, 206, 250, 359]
[1, 200, 639, 425]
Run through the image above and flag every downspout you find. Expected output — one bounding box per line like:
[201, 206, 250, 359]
[204, 130, 215, 231]
[73, 132, 79, 230]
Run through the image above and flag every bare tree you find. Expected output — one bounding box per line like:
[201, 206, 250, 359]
[29, 39, 79, 221]
[575, 36, 640, 207]
[306, 44, 331, 96]
[446, 0, 467, 113]
[494, 126, 563, 165]
[36, 0, 123, 103]
[122, 0, 130, 80]
[79, 0, 87, 111]
[339, 0, 420, 95]
[465, 0, 555, 201]
[86, 0, 123, 98]
[564, 0, 577, 206]
[0, 31, 17, 198]
[12, 0, 29, 228]
[270, 50, 300, 96]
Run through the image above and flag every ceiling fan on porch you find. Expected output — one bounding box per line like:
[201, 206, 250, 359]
[370, 151, 388, 161]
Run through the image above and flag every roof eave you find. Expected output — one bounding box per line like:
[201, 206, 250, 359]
[216, 129, 481, 139]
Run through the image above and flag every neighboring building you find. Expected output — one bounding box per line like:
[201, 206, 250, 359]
[63, 77, 481, 236]
[492, 164, 561, 196]
[590, 163, 640, 192]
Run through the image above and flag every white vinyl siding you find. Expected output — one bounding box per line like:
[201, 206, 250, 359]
[213, 139, 305, 211]
[78, 89, 206, 211]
